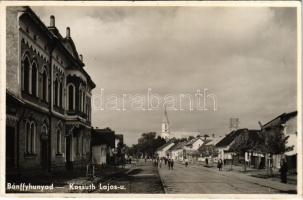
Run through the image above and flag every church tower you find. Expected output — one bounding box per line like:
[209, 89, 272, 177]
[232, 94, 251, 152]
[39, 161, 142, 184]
[161, 107, 170, 141]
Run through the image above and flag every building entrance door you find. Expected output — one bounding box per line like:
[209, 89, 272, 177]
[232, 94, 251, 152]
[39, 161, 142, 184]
[65, 136, 73, 170]
[6, 126, 15, 169]
[40, 140, 48, 170]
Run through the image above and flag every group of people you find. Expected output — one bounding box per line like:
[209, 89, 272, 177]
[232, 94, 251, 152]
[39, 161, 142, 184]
[153, 157, 175, 170]
[166, 157, 174, 170]
[151, 155, 289, 184]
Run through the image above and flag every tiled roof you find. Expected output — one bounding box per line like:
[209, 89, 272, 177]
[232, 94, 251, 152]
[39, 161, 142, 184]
[169, 141, 187, 151]
[205, 137, 221, 146]
[156, 141, 174, 151]
[215, 129, 259, 147]
[262, 111, 297, 129]
[186, 137, 202, 146]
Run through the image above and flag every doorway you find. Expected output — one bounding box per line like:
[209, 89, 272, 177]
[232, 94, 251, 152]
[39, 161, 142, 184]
[40, 140, 48, 170]
[6, 126, 15, 169]
[65, 136, 73, 170]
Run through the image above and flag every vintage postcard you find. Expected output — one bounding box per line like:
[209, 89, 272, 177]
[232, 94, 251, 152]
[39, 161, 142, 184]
[0, 1, 301, 198]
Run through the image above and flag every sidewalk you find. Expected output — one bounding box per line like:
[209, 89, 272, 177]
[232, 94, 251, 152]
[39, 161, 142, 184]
[6, 164, 133, 193]
[194, 161, 296, 185]
[57, 165, 132, 193]
[221, 164, 297, 185]
[190, 162, 296, 193]
[93, 160, 164, 193]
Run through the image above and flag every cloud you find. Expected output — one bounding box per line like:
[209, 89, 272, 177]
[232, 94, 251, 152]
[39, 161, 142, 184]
[33, 6, 297, 145]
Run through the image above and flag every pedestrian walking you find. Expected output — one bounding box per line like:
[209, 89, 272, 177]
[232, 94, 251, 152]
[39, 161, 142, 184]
[205, 158, 209, 166]
[171, 158, 174, 170]
[164, 157, 167, 166]
[159, 158, 162, 168]
[168, 158, 171, 170]
[185, 158, 189, 167]
[217, 159, 223, 171]
[280, 157, 288, 183]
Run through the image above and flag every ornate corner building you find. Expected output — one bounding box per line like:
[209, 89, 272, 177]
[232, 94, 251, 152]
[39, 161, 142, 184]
[6, 6, 96, 176]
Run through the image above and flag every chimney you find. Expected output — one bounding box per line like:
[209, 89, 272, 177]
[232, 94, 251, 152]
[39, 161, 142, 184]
[66, 27, 70, 38]
[79, 54, 83, 62]
[50, 15, 55, 27]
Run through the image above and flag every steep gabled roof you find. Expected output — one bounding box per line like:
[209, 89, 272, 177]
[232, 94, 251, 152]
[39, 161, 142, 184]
[61, 38, 81, 62]
[206, 137, 222, 146]
[215, 129, 245, 148]
[216, 129, 260, 148]
[197, 137, 222, 152]
[197, 140, 211, 152]
[262, 111, 297, 129]
[156, 141, 174, 152]
[21, 6, 96, 89]
[186, 137, 203, 146]
[169, 141, 187, 151]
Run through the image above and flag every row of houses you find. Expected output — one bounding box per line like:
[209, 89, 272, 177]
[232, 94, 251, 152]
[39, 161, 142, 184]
[156, 111, 297, 172]
[156, 135, 221, 162]
[216, 111, 297, 171]
[5, 6, 124, 179]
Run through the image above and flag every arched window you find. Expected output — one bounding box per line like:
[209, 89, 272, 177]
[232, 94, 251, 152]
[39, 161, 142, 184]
[30, 122, 36, 154]
[42, 124, 48, 137]
[54, 78, 58, 106]
[59, 82, 63, 108]
[79, 89, 83, 112]
[86, 103, 89, 118]
[25, 121, 36, 154]
[23, 57, 30, 93]
[67, 84, 75, 111]
[56, 129, 61, 154]
[87, 106, 91, 122]
[76, 135, 80, 155]
[25, 122, 31, 153]
[31, 63, 38, 97]
[81, 136, 84, 155]
[42, 69, 48, 102]
[83, 93, 85, 113]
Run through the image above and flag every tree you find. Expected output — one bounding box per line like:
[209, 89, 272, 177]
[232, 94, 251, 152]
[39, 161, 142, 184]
[187, 136, 195, 141]
[258, 126, 293, 175]
[171, 137, 187, 143]
[133, 132, 166, 158]
[128, 144, 141, 158]
[202, 134, 210, 142]
[229, 130, 260, 172]
[199, 144, 218, 158]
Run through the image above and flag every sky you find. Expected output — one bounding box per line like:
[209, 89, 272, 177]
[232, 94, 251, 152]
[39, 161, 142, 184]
[33, 6, 297, 146]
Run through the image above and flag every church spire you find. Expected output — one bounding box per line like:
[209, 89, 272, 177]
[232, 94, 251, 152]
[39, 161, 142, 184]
[161, 106, 170, 140]
[163, 106, 169, 124]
